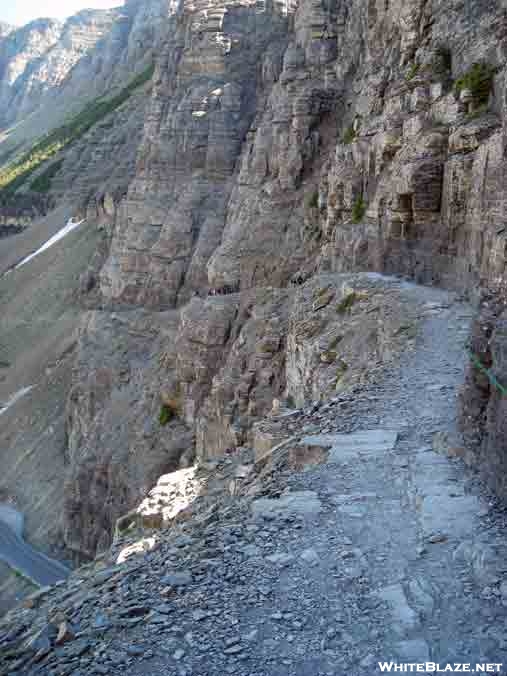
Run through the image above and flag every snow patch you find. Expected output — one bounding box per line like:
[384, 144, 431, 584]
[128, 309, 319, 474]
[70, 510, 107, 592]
[0, 386, 33, 416]
[15, 218, 86, 270]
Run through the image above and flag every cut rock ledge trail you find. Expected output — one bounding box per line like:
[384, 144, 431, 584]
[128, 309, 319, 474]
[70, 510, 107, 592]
[3, 281, 507, 676]
[125, 284, 507, 676]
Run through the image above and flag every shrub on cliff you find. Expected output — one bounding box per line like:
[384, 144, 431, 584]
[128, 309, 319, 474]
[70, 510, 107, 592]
[351, 196, 366, 223]
[343, 125, 356, 144]
[159, 404, 174, 426]
[454, 62, 495, 106]
[336, 292, 358, 314]
[158, 389, 182, 426]
[405, 62, 420, 81]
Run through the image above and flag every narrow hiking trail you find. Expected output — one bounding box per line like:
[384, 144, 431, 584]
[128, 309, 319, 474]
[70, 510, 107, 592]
[125, 283, 507, 676]
[6, 280, 507, 676]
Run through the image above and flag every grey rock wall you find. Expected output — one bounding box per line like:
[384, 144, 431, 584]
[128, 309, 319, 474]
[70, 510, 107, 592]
[4, 0, 507, 558]
[68, 0, 507, 555]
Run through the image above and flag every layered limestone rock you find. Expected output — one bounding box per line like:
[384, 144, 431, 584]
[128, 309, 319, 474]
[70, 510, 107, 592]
[64, 309, 194, 560]
[209, 1, 507, 293]
[51, 92, 148, 218]
[100, 0, 507, 303]
[99, 0, 292, 307]
[3, 0, 507, 565]
[63, 0, 507, 558]
[65, 272, 421, 558]
[181, 289, 289, 456]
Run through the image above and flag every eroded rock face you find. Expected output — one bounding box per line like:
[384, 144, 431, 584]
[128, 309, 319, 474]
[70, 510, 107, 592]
[65, 309, 193, 560]
[0, 18, 63, 129]
[32, 0, 507, 556]
[97, 0, 507, 310]
[285, 274, 419, 406]
[100, 0, 292, 308]
[459, 296, 507, 499]
[65, 272, 421, 558]
[0, 1, 169, 234]
[207, 0, 507, 294]
[186, 289, 289, 457]
[51, 92, 147, 217]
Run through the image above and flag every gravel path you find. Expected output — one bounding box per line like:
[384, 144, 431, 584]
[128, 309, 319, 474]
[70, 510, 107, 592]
[6, 281, 507, 676]
[113, 285, 507, 675]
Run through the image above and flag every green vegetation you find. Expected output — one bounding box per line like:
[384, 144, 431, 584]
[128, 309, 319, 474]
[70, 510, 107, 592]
[405, 62, 420, 81]
[465, 103, 489, 121]
[158, 404, 174, 426]
[454, 62, 495, 107]
[307, 190, 319, 209]
[158, 388, 182, 426]
[320, 349, 337, 364]
[432, 46, 452, 77]
[395, 322, 417, 339]
[333, 359, 348, 388]
[0, 62, 155, 198]
[328, 334, 343, 350]
[343, 125, 356, 144]
[115, 510, 137, 535]
[12, 568, 36, 588]
[468, 348, 507, 396]
[29, 159, 63, 193]
[336, 291, 358, 314]
[316, 285, 332, 298]
[351, 196, 366, 223]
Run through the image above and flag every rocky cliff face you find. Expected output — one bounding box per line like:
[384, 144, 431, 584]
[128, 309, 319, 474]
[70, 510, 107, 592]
[2, 0, 507, 564]
[61, 0, 507, 559]
[0, 1, 171, 603]
[0, 1, 168, 231]
[103, 0, 507, 302]
[459, 294, 507, 499]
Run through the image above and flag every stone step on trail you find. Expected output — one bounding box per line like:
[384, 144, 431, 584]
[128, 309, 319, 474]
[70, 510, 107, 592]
[299, 429, 399, 462]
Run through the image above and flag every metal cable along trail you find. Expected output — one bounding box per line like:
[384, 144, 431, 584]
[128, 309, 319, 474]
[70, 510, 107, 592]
[467, 348, 507, 396]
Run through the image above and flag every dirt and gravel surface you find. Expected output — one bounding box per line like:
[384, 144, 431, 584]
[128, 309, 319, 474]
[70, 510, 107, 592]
[3, 279, 507, 676]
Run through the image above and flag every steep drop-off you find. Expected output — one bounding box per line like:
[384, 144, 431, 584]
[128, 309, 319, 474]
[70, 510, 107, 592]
[0, 0, 171, 604]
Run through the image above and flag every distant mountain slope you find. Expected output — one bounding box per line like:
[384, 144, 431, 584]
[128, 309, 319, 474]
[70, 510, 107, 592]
[0, 1, 167, 225]
[0, 0, 166, 157]
[0, 22, 13, 40]
[0, 3, 168, 610]
[0, 18, 63, 130]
